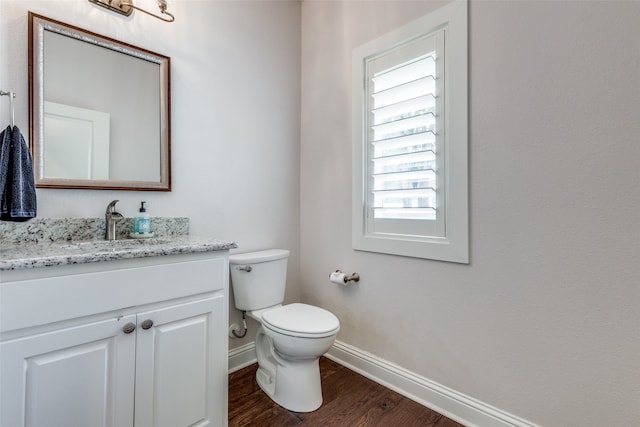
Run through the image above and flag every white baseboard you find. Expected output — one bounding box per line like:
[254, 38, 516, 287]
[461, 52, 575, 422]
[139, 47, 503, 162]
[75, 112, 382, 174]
[228, 342, 257, 374]
[326, 340, 540, 427]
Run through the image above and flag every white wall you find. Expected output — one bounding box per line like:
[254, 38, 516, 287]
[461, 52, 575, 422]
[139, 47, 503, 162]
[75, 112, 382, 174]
[0, 0, 302, 349]
[300, 1, 640, 426]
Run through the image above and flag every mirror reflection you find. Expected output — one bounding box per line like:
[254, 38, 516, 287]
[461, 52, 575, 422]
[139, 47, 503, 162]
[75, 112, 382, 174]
[29, 13, 171, 191]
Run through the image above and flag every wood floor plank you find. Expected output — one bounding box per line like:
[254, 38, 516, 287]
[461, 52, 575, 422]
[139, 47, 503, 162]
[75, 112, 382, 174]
[297, 376, 388, 426]
[371, 397, 445, 426]
[229, 357, 465, 427]
[339, 388, 406, 427]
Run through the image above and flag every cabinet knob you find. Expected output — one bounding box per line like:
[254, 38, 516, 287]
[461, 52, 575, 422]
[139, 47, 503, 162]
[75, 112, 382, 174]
[122, 322, 136, 334]
[141, 319, 154, 330]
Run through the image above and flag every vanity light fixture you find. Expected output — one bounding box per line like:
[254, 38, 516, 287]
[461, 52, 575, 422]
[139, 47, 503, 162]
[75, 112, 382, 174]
[88, 0, 175, 22]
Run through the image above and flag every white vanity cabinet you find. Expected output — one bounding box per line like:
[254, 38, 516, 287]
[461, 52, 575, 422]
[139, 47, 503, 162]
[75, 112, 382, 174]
[0, 251, 229, 427]
[134, 295, 225, 427]
[1, 312, 138, 427]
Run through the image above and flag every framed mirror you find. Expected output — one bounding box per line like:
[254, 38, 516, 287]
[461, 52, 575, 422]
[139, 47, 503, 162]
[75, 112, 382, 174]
[28, 12, 171, 191]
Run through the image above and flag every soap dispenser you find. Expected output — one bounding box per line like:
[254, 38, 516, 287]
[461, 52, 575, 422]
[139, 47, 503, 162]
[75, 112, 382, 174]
[134, 201, 151, 235]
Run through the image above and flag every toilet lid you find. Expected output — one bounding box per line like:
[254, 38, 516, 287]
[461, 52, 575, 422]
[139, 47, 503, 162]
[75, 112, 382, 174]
[262, 303, 340, 338]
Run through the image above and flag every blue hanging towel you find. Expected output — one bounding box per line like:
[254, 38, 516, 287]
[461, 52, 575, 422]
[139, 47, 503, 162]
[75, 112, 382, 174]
[0, 125, 37, 221]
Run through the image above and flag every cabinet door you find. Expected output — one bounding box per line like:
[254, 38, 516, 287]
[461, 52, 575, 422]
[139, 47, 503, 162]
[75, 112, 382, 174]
[0, 315, 137, 427]
[134, 295, 226, 427]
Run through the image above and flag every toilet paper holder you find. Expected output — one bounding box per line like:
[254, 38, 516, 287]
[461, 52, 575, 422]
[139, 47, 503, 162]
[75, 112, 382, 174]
[330, 269, 360, 284]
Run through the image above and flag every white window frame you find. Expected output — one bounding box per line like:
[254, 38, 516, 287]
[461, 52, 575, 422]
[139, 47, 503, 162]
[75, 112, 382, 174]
[352, 0, 468, 263]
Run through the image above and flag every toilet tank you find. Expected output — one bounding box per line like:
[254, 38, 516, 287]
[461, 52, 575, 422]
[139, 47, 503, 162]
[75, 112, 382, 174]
[229, 249, 289, 311]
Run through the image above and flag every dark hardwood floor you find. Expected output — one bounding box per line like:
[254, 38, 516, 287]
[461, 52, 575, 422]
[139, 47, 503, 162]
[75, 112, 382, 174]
[229, 357, 465, 427]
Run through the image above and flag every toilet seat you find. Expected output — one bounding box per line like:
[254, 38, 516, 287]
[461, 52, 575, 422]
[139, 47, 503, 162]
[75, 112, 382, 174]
[262, 303, 340, 338]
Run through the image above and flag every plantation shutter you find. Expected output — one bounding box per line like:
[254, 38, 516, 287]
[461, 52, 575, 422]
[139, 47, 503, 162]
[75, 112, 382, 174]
[353, 1, 468, 262]
[365, 30, 445, 238]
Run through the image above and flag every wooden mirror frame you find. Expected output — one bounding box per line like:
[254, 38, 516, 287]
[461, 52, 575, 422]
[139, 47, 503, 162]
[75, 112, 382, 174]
[28, 12, 171, 191]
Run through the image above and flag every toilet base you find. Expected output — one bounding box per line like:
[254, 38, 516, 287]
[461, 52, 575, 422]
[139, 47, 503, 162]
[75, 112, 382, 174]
[255, 327, 323, 412]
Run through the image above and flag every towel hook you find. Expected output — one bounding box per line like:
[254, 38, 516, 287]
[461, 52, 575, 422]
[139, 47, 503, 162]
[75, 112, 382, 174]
[0, 90, 16, 128]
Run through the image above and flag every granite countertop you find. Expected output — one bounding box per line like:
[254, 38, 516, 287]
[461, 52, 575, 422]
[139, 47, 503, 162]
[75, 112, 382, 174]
[0, 217, 237, 271]
[0, 236, 238, 270]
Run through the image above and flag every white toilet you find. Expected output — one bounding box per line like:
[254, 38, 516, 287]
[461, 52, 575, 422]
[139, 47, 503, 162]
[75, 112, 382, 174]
[229, 249, 340, 412]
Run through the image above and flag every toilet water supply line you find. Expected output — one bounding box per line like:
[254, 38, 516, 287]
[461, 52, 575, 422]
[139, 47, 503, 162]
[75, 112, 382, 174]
[231, 311, 248, 338]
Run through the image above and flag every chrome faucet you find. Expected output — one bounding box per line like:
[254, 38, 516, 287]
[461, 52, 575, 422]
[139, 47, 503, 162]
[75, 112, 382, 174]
[105, 200, 124, 241]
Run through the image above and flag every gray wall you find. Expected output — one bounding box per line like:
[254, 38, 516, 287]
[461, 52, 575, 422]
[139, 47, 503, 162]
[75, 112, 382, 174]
[300, 1, 640, 426]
